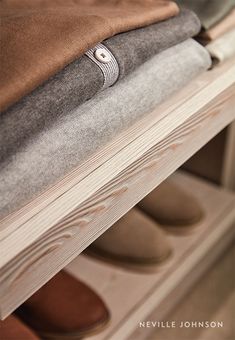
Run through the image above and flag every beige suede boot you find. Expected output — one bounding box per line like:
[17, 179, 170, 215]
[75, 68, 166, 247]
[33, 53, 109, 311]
[87, 208, 172, 272]
[138, 178, 204, 233]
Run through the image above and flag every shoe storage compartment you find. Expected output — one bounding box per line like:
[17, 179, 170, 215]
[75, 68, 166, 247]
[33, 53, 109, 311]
[0, 58, 235, 319]
[66, 172, 235, 340]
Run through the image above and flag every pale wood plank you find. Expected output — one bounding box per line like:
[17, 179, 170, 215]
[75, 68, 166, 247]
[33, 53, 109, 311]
[0, 85, 235, 318]
[0, 63, 235, 318]
[2, 58, 234, 232]
[222, 120, 235, 190]
[66, 172, 235, 340]
[1, 61, 235, 258]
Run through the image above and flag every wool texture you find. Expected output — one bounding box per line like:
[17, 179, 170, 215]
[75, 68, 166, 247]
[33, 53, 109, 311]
[0, 9, 200, 163]
[0, 39, 211, 218]
[0, 0, 178, 111]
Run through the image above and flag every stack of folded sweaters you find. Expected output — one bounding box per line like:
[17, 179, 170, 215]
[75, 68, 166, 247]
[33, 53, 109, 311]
[178, 0, 235, 63]
[0, 0, 213, 218]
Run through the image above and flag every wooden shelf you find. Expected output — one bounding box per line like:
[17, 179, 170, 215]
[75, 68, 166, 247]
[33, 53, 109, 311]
[66, 172, 235, 340]
[0, 58, 235, 319]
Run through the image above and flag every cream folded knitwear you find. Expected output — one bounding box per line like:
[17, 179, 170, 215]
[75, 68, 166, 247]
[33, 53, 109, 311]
[206, 29, 235, 64]
[0, 39, 211, 218]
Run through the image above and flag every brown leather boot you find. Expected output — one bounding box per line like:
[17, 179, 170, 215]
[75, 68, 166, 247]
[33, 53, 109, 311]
[87, 208, 172, 272]
[138, 178, 204, 233]
[16, 271, 110, 339]
[0, 315, 39, 340]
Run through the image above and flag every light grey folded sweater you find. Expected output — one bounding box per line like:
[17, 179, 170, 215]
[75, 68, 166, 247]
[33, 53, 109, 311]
[0, 39, 211, 218]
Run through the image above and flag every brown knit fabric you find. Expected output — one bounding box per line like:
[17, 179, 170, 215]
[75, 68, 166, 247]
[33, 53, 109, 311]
[0, 315, 39, 340]
[0, 0, 179, 111]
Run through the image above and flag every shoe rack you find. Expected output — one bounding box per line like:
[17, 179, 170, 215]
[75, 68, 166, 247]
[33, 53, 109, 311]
[0, 57, 235, 325]
[66, 172, 235, 340]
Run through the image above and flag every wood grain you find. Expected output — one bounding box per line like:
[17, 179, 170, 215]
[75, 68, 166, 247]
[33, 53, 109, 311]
[1, 58, 235, 236]
[0, 59, 235, 318]
[66, 172, 235, 340]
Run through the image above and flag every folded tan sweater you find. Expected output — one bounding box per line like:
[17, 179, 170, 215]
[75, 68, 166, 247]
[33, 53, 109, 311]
[0, 0, 179, 111]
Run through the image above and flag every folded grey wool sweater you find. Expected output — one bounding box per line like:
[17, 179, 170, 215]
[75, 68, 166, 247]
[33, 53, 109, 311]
[0, 39, 211, 218]
[0, 9, 200, 163]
